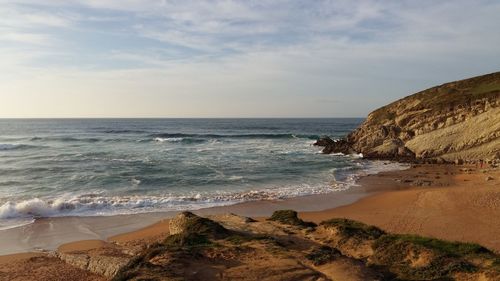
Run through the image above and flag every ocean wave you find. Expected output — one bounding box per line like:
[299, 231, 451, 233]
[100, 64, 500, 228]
[228, 175, 244, 181]
[25, 133, 320, 145]
[151, 133, 320, 140]
[154, 137, 183, 143]
[154, 137, 206, 144]
[101, 129, 146, 134]
[0, 183, 342, 222]
[0, 160, 408, 230]
[30, 136, 101, 143]
[0, 144, 38, 151]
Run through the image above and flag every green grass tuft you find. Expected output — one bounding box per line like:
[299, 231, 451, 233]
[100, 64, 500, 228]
[268, 210, 316, 228]
[375, 234, 492, 257]
[177, 212, 230, 239]
[163, 232, 213, 250]
[320, 218, 385, 240]
[371, 234, 484, 280]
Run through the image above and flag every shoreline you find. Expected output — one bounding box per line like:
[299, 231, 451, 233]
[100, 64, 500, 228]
[0, 159, 404, 230]
[0, 163, 498, 281]
[0, 182, 373, 256]
[98, 163, 500, 254]
[1, 163, 498, 258]
[0, 161, 407, 256]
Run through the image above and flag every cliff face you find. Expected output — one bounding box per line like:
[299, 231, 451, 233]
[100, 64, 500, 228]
[319, 72, 500, 162]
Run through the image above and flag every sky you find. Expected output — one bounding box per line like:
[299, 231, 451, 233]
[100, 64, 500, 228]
[0, 0, 499, 118]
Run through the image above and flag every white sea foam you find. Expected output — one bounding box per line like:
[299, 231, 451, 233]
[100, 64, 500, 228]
[0, 118, 376, 231]
[0, 136, 408, 231]
[0, 198, 59, 219]
[0, 159, 408, 230]
[337, 160, 409, 187]
[154, 137, 183, 142]
[0, 180, 342, 228]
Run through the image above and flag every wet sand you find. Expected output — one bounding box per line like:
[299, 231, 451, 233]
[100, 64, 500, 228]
[109, 164, 500, 253]
[0, 171, 385, 280]
[1, 163, 498, 257]
[0, 172, 375, 255]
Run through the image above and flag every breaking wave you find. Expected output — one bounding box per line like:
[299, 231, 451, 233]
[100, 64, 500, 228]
[0, 160, 408, 230]
[151, 133, 320, 140]
[154, 137, 206, 144]
[0, 183, 338, 223]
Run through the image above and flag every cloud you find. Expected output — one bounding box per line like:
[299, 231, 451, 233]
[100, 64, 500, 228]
[0, 1, 499, 117]
[0, 31, 53, 45]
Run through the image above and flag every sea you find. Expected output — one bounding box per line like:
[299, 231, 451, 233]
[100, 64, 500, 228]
[0, 118, 405, 230]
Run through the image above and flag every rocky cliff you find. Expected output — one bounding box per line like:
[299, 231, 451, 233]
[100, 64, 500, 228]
[317, 72, 500, 162]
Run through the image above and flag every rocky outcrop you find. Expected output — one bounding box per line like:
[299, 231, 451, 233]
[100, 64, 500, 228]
[54, 243, 132, 278]
[112, 211, 500, 281]
[23, 211, 496, 281]
[316, 72, 500, 162]
[169, 211, 230, 238]
[57, 252, 130, 277]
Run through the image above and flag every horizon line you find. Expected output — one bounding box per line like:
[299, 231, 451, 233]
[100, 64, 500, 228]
[0, 116, 365, 120]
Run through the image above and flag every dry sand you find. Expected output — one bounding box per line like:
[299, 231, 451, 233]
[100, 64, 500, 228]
[301, 164, 500, 252]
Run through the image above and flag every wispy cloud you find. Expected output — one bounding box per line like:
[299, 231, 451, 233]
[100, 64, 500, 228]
[0, 0, 499, 117]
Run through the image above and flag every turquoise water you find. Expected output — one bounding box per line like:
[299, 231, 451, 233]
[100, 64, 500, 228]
[0, 118, 401, 229]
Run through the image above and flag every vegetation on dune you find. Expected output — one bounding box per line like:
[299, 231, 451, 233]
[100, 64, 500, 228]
[492, 258, 500, 271]
[113, 233, 215, 281]
[320, 218, 385, 240]
[113, 248, 182, 281]
[369, 72, 500, 124]
[268, 210, 317, 228]
[375, 234, 492, 257]
[317, 217, 499, 280]
[112, 211, 499, 281]
[173, 211, 230, 239]
[163, 232, 214, 250]
[371, 234, 498, 280]
[306, 246, 341, 266]
[113, 213, 230, 281]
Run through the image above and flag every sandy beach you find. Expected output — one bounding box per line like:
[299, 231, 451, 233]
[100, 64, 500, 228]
[110, 164, 500, 246]
[106, 163, 500, 252]
[301, 164, 500, 252]
[0, 163, 498, 280]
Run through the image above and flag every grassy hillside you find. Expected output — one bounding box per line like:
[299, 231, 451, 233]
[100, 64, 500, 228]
[369, 72, 500, 124]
